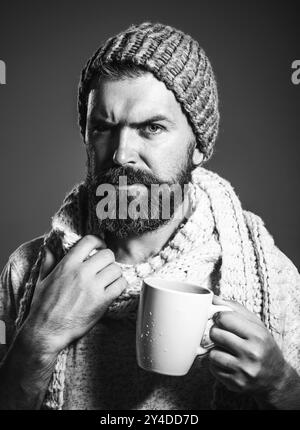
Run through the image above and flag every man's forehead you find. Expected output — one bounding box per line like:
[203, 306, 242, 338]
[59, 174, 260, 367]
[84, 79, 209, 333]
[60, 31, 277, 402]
[86, 73, 182, 123]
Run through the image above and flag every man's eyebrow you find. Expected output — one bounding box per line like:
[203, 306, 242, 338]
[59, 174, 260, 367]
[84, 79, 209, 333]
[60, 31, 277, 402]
[89, 115, 114, 125]
[131, 115, 176, 127]
[89, 114, 175, 127]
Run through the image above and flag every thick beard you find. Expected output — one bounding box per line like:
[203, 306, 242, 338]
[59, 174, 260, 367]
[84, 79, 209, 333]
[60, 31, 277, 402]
[89, 145, 194, 238]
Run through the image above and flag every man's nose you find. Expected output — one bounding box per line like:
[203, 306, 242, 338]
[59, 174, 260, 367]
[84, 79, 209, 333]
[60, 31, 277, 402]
[112, 127, 138, 167]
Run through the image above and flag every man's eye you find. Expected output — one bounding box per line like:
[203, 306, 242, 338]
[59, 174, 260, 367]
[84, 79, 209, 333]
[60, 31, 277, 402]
[94, 127, 108, 133]
[143, 124, 164, 134]
[91, 123, 111, 134]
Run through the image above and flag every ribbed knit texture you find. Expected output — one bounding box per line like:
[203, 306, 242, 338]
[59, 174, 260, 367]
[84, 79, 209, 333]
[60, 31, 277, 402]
[78, 22, 219, 162]
[13, 166, 300, 410]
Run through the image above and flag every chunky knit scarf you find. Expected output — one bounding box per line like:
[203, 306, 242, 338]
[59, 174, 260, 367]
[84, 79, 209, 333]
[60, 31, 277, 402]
[14, 167, 287, 409]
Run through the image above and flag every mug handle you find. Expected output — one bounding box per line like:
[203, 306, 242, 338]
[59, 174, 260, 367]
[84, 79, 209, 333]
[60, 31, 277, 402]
[196, 304, 232, 356]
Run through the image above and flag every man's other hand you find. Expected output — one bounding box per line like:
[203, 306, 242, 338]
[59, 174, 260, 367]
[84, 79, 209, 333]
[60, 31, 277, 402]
[20, 235, 127, 355]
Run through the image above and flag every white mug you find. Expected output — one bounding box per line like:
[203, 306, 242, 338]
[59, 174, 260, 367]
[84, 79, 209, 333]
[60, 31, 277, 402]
[136, 277, 231, 376]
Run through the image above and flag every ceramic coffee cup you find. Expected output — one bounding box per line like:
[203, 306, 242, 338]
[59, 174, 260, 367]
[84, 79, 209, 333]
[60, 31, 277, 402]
[136, 277, 231, 376]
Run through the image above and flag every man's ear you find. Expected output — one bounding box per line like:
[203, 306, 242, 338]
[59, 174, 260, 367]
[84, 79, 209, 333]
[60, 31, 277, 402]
[192, 147, 204, 166]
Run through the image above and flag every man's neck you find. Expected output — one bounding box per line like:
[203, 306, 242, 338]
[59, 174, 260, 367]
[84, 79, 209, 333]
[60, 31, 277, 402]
[105, 200, 190, 265]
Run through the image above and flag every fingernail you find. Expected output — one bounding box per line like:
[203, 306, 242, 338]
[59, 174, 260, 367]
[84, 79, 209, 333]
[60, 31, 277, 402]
[213, 312, 221, 323]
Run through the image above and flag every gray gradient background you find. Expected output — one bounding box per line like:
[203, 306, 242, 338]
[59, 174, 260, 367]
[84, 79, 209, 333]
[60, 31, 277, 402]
[0, 0, 299, 270]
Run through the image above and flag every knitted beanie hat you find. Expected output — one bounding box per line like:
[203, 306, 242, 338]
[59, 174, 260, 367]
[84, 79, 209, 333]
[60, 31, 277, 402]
[78, 22, 219, 162]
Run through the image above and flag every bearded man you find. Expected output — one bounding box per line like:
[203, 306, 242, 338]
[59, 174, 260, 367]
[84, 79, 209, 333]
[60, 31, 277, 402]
[0, 22, 299, 410]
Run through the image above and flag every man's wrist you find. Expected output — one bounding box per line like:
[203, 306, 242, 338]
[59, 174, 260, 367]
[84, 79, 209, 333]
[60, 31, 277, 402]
[16, 322, 59, 366]
[255, 363, 300, 409]
[0, 324, 59, 410]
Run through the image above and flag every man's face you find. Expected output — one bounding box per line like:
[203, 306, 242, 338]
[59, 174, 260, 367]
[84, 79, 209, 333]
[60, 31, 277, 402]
[85, 72, 197, 237]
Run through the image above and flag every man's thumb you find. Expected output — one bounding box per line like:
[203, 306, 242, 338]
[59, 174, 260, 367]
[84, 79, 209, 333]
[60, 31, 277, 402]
[38, 246, 56, 282]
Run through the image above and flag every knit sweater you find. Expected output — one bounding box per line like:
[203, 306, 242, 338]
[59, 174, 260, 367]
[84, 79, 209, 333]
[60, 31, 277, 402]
[0, 167, 299, 409]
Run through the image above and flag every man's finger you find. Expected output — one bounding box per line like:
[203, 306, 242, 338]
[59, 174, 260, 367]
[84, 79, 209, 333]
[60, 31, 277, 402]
[65, 235, 106, 266]
[208, 363, 241, 393]
[105, 276, 127, 301]
[213, 295, 265, 328]
[213, 310, 265, 340]
[209, 347, 239, 373]
[82, 248, 115, 274]
[210, 325, 247, 355]
[95, 263, 122, 288]
[38, 246, 56, 282]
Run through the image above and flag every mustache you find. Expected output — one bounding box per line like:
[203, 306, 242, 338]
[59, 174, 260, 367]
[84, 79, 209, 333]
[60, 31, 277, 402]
[95, 166, 173, 187]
